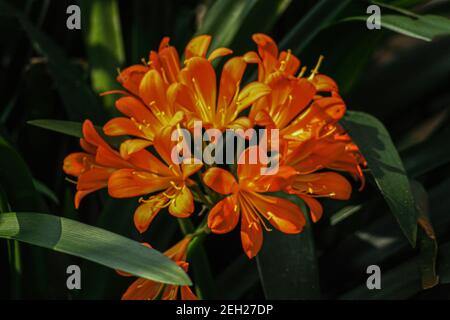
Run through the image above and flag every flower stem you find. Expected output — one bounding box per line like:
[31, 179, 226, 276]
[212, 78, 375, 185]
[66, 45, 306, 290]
[177, 216, 215, 299]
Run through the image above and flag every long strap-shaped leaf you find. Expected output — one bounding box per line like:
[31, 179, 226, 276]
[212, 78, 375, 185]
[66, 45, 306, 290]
[341, 111, 418, 246]
[27, 119, 125, 148]
[256, 193, 320, 299]
[341, 1, 450, 42]
[0, 212, 191, 286]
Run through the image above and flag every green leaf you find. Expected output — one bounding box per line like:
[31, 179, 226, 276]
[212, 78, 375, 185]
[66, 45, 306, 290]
[330, 204, 364, 226]
[197, 0, 290, 51]
[216, 255, 259, 299]
[228, 0, 292, 53]
[0, 135, 49, 296]
[0, 185, 22, 299]
[341, 111, 418, 246]
[280, 0, 353, 55]
[412, 180, 439, 289]
[27, 119, 125, 149]
[33, 178, 59, 205]
[196, 0, 257, 50]
[82, 0, 125, 112]
[341, 240, 444, 300]
[0, 212, 191, 286]
[257, 193, 320, 299]
[0, 1, 103, 122]
[402, 125, 450, 178]
[349, 38, 450, 119]
[0, 136, 45, 212]
[178, 218, 215, 299]
[343, 13, 450, 42]
[340, 255, 422, 299]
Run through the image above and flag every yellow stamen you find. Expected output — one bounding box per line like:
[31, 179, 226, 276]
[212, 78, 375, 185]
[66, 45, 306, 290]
[297, 66, 307, 78]
[308, 55, 324, 80]
[169, 181, 182, 191]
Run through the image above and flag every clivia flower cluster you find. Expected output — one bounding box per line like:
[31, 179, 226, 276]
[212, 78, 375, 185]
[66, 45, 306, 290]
[63, 34, 366, 300]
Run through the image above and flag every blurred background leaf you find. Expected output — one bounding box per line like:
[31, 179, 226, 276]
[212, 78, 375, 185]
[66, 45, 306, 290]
[82, 0, 125, 112]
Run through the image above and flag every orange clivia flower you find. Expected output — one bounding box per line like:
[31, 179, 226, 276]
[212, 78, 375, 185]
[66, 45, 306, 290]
[63, 120, 153, 208]
[203, 147, 305, 259]
[107, 127, 202, 233]
[121, 237, 197, 300]
[174, 54, 270, 130]
[102, 35, 234, 158]
[244, 33, 366, 223]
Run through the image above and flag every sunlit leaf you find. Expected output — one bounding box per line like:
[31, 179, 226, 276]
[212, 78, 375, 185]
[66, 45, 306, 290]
[0, 212, 191, 286]
[341, 111, 418, 246]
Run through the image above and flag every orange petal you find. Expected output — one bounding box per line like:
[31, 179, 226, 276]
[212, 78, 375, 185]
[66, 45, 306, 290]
[169, 186, 194, 218]
[180, 57, 217, 116]
[120, 139, 153, 159]
[240, 208, 263, 259]
[236, 82, 271, 113]
[74, 188, 101, 209]
[122, 278, 163, 300]
[208, 47, 233, 62]
[237, 146, 265, 182]
[243, 51, 260, 64]
[293, 172, 352, 200]
[156, 37, 180, 84]
[313, 96, 346, 121]
[253, 165, 298, 193]
[185, 35, 211, 59]
[180, 286, 198, 300]
[134, 201, 163, 233]
[218, 57, 247, 111]
[127, 149, 173, 177]
[298, 195, 323, 223]
[208, 196, 239, 234]
[164, 237, 192, 261]
[245, 192, 305, 234]
[82, 120, 111, 150]
[170, 82, 198, 114]
[152, 125, 180, 167]
[311, 74, 339, 93]
[161, 285, 179, 300]
[227, 117, 252, 130]
[252, 33, 278, 60]
[117, 65, 149, 96]
[77, 167, 111, 191]
[115, 96, 156, 123]
[80, 138, 97, 154]
[203, 167, 237, 195]
[159, 36, 171, 51]
[103, 117, 145, 138]
[181, 162, 203, 179]
[63, 152, 94, 177]
[252, 33, 279, 79]
[95, 145, 132, 169]
[276, 78, 316, 128]
[139, 69, 168, 109]
[108, 168, 171, 198]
